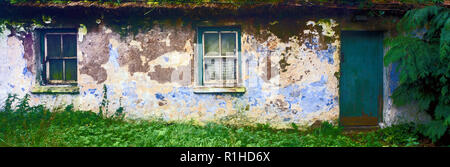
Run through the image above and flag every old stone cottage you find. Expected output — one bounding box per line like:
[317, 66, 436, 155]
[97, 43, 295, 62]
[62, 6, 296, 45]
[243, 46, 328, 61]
[1, 1, 443, 128]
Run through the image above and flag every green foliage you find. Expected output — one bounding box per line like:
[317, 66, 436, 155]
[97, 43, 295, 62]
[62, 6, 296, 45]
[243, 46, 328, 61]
[311, 121, 343, 137]
[378, 124, 420, 146]
[98, 84, 109, 117]
[3, 94, 18, 112]
[0, 95, 423, 147]
[351, 124, 420, 147]
[384, 6, 450, 142]
[115, 97, 124, 117]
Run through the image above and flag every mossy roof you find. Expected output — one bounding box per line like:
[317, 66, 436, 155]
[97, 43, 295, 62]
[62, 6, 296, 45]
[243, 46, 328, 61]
[3, 0, 449, 11]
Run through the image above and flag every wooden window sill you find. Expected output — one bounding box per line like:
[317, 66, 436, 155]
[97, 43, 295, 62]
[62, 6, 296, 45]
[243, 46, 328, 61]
[31, 85, 80, 94]
[193, 87, 246, 94]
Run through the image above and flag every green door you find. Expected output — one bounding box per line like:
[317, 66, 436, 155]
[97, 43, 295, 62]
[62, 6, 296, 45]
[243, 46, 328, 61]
[340, 31, 383, 126]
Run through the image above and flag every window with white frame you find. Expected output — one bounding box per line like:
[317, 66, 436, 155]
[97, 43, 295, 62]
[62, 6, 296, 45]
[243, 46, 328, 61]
[199, 27, 241, 86]
[44, 31, 77, 84]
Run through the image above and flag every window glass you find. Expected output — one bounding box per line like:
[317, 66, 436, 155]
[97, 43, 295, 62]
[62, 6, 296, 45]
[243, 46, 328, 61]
[65, 59, 77, 81]
[63, 35, 77, 58]
[47, 35, 61, 58]
[204, 33, 219, 57]
[221, 33, 236, 57]
[204, 58, 221, 81]
[49, 59, 63, 80]
[222, 58, 236, 80]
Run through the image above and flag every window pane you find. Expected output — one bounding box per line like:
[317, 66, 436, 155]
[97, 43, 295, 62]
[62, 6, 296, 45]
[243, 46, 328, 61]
[63, 34, 77, 58]
[49, 60, 63, 80]
[204, 33, 219, 57]
[222, 58, 236, 81]
[204, 58, 221, 81]
[221, 33, 236, 57]
[47, 35, 61, 58]
[65, 60, 77, 81]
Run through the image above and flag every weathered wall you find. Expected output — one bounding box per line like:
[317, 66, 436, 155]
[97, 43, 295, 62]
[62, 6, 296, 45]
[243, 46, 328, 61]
[0, 12, 430, 128]
[382, 60, 432, 127]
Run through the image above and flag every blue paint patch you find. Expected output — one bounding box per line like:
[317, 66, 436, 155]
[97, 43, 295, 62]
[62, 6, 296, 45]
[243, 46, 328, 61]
[219, 101, 226, 108]
[244, 52, 271, 107]
[21, 56, 33, 78]
[8, 83, 14, 88]
[389, 63, 400, 94]
[305, 37, 320, 50]
[121, 82, 139, 108]
[22, 67, 28, 75]
[150, 86, 247, 115]
[88, 89, 97, 95]
[106, 84, 115, 97]
[279, 75, 335, 114]
[108, 44, 121, 69]
[155, 93, 165, 100]
[315, 44, 336, 64]
[165, 87, 195, 107]
[304, 41, 313, 50]
[278, 84, 302, 109]
[257, 45, 270, 53]
[299, 75, 335, 113]
[164, 57, 169, 62]
[304, 36, 335, 64]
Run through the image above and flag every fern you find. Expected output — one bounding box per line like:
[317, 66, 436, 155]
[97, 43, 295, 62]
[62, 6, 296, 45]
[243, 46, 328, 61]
[384, 6, 450, 142]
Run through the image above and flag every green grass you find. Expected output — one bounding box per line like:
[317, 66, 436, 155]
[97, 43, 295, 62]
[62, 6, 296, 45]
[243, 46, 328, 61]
[0, 94, 423, 147]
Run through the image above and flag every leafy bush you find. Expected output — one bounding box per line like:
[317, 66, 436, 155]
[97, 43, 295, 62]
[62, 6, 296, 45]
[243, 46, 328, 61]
[312, 121, 343, 136]
[351, 124, 420, 147]
[378, 124, 420, 146]
[384, 5, 450, 142]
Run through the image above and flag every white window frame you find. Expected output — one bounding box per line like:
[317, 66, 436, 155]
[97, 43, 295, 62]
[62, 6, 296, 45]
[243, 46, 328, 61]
[202, 30, 239, 86]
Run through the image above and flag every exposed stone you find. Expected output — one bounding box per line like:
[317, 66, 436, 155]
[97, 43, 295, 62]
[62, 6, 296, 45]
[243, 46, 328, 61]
[79, 30, 111, 83]
[148, 65, 175, 83]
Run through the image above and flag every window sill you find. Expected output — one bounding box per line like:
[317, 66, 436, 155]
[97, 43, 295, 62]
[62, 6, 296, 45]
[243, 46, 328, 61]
[31, 85, 80, 94]
[193, 87, 246, 94]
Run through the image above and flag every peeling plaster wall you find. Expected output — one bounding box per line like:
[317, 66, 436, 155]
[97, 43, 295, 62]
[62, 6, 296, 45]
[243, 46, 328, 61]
[0, 16, 426, 128]
[0, 28, 35, 106]
[381, 62, 432, 127]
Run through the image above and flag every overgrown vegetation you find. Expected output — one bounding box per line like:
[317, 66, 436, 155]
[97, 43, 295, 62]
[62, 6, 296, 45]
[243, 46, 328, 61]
[0, 94, 426, 147]
[384, 5, 450, 143]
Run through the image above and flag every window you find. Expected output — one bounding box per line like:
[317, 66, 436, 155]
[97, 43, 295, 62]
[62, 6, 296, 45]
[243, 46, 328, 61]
[198, 27, 241, 87]
[44, 31, 77, 84]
